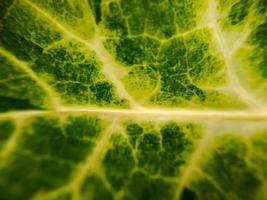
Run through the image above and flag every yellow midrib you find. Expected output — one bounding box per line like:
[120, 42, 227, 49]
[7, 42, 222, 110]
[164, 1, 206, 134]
[1, 108, 267, 120]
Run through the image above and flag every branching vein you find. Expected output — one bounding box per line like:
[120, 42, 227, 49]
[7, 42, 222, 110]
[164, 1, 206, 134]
[33, 118, 118, 200]
[174, 131, 214, 199]
[23, 0, 142, 110]
[0, 47, 61, 109]
[208, 0, 261, 108]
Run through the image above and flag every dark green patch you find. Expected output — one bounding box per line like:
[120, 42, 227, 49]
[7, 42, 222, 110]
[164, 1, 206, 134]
[152, 30, 222, 104]
[134, 123, 197, 176]
[20, 117, 96, 162]
[31, 0, 85, 24]
[190, 177, 227, 200]
[81, 175, 113, 200]
[173, 0, 201, 33]
[121, 0, 148, 35]
[159, 123, 193, 176]
[159, 150, 186, 176]
[103, 1, 128, 36]
[0, 55, 50, 111]
[161, 122, 189, 152]
[0, 120, 15, 149]
[2, 2, 62, 48]
[35, 44, 99, 84]
[34, 40, 125, 106]
[139, 132, 160, 151]
[114, 37, 160, 66]
[89, 0, 102, 24]
[50, 193, 72, 200]
[65, 116, 102, 139]
[0, 116, 107, 200]
[250, 22, 267, 48]
[256, 0, 267, 14]
[247, 22, 267, 78]
[137, 132, 162, 173]
[250, 131, 267, 177]
[127, 171, 176, 200]
[90, 81, 113, 103]
[0, 152, 73, 200]
[157, 37, 201, 100]
[116, 38, 144, 66]
[146, 4, 176, 38]
[0, 0, 14, 19]
[106, 0, 203, 37]
[181, 187, 196, 200]
[228, 0, 251, 25]
[126, 123, 143, 147]
[0, 29, 43, 61]
[0, 96, 42, 112]
[103, 135, 135, 190]
[158, 37, 186, 69]
[203, 135, 262, 199]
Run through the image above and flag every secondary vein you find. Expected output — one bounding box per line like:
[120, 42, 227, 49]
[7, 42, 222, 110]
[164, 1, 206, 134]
[0, 47, 61, 110]
[23, 0, 143, 110]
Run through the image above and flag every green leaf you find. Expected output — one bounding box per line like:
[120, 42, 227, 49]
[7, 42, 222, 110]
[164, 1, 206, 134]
[0, 0, 267, 199]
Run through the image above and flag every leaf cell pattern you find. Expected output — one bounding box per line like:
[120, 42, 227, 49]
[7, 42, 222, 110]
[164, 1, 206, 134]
[0, 0, 267, 200]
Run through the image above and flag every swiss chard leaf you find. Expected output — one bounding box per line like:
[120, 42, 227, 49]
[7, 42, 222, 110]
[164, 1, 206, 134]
[0, 0, 267, 200]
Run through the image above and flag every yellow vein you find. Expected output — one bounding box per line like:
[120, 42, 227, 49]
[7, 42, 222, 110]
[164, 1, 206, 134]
[195, 169, 230, 200]
[212, 25, 259, 107]
[174, 131, 214, 200]
[207, 0, 261, 108]
[23, 0, 143, 110]
[0, 75, 28, 83]
[33, 118, 118, 200]
[89, 29, 144, 110]
[0, 120, 24, 162]
[0, 47, 61, 109]
[70, 118, 118, 200]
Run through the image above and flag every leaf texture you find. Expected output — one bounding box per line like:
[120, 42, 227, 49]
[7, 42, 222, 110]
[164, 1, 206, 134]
[0, 0, 267, 199]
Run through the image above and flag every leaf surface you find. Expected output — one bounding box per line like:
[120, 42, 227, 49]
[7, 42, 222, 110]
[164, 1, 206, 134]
[0, 0, 267, 199]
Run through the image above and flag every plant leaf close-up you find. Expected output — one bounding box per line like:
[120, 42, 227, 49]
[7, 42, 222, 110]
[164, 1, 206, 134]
[0, 0, 267, 199]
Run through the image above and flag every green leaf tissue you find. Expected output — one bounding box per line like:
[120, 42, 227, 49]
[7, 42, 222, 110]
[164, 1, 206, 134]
[0, 0, 267, 199]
